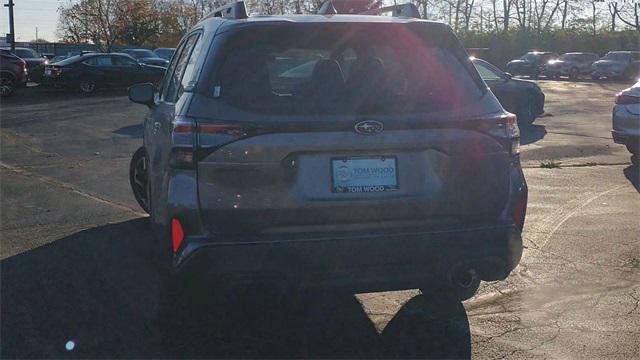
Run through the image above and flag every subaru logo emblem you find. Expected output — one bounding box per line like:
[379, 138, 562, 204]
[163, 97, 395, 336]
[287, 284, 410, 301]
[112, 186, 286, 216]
[354, 120, 383, 135]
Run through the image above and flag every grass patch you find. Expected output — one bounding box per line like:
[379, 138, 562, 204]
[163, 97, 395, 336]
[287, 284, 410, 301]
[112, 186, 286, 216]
[540, 160, 562, 169]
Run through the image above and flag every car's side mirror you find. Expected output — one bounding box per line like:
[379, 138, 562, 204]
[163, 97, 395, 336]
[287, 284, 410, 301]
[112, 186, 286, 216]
[129, 83, 155, 107]
[504, 72, 513, 80]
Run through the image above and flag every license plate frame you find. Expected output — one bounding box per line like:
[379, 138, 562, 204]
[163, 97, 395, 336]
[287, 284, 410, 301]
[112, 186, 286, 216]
[331, 156, 399, 194]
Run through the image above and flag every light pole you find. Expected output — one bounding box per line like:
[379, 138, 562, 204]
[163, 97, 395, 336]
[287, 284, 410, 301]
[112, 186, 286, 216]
[4, 0, 15, 51]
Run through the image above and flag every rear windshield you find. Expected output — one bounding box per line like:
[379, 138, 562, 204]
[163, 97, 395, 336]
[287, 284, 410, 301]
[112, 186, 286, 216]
[127, 49, 156, 59]
[211, 23, 482, 115]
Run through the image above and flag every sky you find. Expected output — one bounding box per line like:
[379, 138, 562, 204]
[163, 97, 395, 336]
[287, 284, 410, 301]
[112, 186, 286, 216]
[0, 0, 62, 42]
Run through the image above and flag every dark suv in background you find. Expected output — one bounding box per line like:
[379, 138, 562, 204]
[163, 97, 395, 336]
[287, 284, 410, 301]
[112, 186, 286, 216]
[507, 51, 558, 78]
[128, 1, 527, 311]
[0, 51, 27, 96]
[544, 52, 599, 80]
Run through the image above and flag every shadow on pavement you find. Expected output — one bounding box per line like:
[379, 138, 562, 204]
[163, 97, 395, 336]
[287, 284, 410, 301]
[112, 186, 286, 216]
[113, 124, 143, 138]
[1, 219, 471, 359]
[3, 85, 126, 107]
[520, 123, 547, 145]
[623, 163, 639, 193]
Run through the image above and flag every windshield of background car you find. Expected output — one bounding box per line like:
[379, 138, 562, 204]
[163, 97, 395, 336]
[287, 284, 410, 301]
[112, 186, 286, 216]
[519, 53, 539, 61]
[560, 54, 580, 61]
[603, 52, 630, 61]
[14, 49, 38, 58]
[54, 55, 88, 66]
[211, 23, 482, 116]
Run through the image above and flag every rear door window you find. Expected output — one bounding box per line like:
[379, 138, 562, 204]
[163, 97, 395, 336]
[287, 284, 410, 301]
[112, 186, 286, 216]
[96, 56, 113, 66]
[164, 34, 199, 103]
[211, 24, 482, 116]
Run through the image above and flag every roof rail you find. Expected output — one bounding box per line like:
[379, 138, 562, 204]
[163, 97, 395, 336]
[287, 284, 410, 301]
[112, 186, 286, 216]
[204, 1, 248, 20]
[359, 3, 420, 18]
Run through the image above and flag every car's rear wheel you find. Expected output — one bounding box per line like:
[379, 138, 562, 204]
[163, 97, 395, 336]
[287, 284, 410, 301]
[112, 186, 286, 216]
[130, 147, 150, 213]
[79, 77, 97, 94]
[517, 100, 537, 126]
[420, 269, 481, 302]
[569, 67, 579, 80]
[0, 75, 16, 97]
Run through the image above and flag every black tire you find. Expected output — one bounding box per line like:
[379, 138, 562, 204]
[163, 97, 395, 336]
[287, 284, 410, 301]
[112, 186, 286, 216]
[569, 67, 579, 80]
[79, 77, 97, 94]
[129, 147, 150, 213]
[632, 154, 638, 166]
[517, 100, 537, 126]
[420, 279, 480, 303]
[626, 143, 639, 155]
[0, 75, 16, 97]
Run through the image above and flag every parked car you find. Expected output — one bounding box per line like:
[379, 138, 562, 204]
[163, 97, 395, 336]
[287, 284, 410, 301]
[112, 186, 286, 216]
[42, 53, 165, 94]
[472, 57, 545, 125]
[592, 51, 640, 80]
[506, 51, 558, 78]
[127, 1, 527, 312]
[544, 52, 599, 80]
[0, 47, 48, 73]
[122, 48, 170, 67]
[612, 81, 640, 164]
[154, 47, 176, 60]
[0, 51, 27, 96]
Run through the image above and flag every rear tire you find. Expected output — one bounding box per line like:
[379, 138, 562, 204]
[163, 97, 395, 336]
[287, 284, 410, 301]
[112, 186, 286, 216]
[517, 101, 537, 126]
[420, 279, 480, 303]
[79, 77, 97, 94]
[569, 67, 579, 80]
[130, 147, 150, 213]
[0, 75, 16, 97]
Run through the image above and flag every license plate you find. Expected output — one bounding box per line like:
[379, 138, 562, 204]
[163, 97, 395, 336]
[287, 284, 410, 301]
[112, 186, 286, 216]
[332, 156, 398, 193]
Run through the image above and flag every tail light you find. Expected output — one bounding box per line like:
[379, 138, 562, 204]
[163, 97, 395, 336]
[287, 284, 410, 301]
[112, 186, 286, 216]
[485, 113, 520, 155]
[168, 117, 254, 169]
[615, 92, 640, 105]
[20, 60, 26, 73]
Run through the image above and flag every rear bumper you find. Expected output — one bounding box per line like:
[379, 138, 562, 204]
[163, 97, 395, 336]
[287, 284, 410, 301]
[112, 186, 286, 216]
[612, 130, 639, 150]
[173, 225, 523, 292]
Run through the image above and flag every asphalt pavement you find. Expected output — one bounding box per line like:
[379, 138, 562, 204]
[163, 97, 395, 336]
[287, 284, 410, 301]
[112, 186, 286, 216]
[1, 80, 638, 358]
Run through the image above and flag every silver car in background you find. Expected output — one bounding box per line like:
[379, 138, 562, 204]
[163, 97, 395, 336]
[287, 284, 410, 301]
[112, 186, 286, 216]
[544, 52, 599, 80]
[592, 51, 640, 80]
[612, 80, 640, 164]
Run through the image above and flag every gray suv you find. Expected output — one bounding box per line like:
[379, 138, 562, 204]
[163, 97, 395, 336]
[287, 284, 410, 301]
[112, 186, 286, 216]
[592, 51, 640, 80]
[544, 52, 599, 80]
[128, 1, 527, 309]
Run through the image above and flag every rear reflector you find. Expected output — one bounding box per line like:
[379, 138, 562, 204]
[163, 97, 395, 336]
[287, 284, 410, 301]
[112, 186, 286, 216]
[171, 218, 184, 253]
[513, 199, 527, 231]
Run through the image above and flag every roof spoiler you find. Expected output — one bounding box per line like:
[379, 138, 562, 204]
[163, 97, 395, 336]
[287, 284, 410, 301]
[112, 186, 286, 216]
[203, 1, 248, 20]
